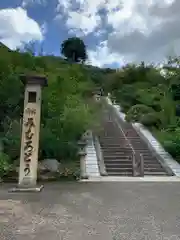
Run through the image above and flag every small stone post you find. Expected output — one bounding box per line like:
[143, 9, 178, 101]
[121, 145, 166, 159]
[10, 75, 47, 192]
[78, 140, 88, 179]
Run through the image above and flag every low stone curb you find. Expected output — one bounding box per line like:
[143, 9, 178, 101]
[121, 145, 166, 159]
[133, 122, 180, 177]
[80, 176, 180, 182]
[84, 131, 100, 177]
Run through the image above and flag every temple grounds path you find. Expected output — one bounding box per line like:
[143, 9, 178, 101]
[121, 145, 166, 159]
[0, 182, 180, 240]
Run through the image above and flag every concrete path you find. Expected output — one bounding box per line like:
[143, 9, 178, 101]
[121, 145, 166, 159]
[0, 182, 180, 240]
[81, 176, 180, 182]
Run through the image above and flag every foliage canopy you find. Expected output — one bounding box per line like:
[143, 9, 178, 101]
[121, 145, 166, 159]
[61, 37, 87, 63]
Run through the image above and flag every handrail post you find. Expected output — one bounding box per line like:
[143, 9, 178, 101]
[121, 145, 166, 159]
[140, 153, 144, 177]
[132, 153, 136, 176]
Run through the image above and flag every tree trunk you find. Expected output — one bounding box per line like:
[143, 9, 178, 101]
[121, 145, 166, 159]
[73, 52, 75, 62]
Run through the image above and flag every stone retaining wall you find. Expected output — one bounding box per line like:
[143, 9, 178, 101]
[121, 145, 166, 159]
[85, 131, 100, 177]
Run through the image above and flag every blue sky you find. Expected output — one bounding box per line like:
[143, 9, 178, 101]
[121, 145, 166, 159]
[0, 0, 180, 68]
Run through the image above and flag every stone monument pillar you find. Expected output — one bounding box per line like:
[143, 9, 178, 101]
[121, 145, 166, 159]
[11, 75, 48, 192]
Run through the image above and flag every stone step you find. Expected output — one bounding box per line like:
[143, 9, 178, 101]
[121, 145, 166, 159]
[143, 167, 165, 172]
[100, 142, 123, 146]
[130, 145, 148, 149]
[101, 148, 132, 152]
[106, 171, 167, 176]
[105, 165, 164, 172]
[141, 158, 160, 163]
[100, 138, 127, 141]
[107, 166, 132, 172]
[143, 158, 161, 162]
[143, 163, 164, 167]
[104, 160, 132, 164]
[101, 145, 129, 148]
[103, 150, 131, 154]
[143, 159, 161, 162]
[97, 106, 168, 176]
[100, 140, 127, 144]
[99, 134, 123, 138]
[101, 143, 127, 147]
[106, 164, 132, 168]
[142, 153, 158, 158]
[102, 150, 131, 155]
[104, 155, 130, 160]
[103, 154, 131, 159]
[144, 172, 167, 175]
[105, 161, 163, 167]
[107, 172, 133, 176]
[144, 163, 164, 167]
[142, 155, 159, 159]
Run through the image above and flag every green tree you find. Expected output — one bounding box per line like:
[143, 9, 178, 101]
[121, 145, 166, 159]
[61, 37, 87, 63]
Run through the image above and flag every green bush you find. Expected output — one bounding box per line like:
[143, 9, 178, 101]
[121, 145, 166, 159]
[162, 132, 180, 162]
[152, 128, 180, 162]
[171, 83, 180, 101]
[0, 152, 12, 178]
[140, 112, 161, 127]
[2, 119, 21, 161]
[136, 87, 164, 111]
[119, 101, 133, 113]
[163, 140, 180, 160]
[126, 104, 154, 122]
[114, 85, 139, 108]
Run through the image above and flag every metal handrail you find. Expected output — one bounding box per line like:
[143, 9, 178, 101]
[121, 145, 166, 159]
[104, 97, 144, 177]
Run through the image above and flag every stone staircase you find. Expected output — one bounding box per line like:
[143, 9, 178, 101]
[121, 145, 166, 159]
[98, 106, 169, 176]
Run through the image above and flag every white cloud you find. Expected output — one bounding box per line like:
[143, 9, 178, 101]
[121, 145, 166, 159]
[0, 7, 43, 50]
[55, 0, 180, 67]
[21, 0, 47, 8]
[107, 0, 180, 64]
[88, 41, 124, 67]
[56, 0, 105, 35]
[94, 29, 107, 37]
[66, 12, 101, 35]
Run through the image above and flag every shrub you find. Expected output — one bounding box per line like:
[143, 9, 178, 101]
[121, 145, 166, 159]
[159, 95, 176, 128]
[140, 112, 161, 127]
[163, 140, 180, 160]
[153, 128, 180, 162]
[114, 85, 139, 108]
[126, 104, 154, 122]
[171, 83, 180, 101]
[176, 105, 180, 116]
[0, 152, 12, 178]
[136, 87, 164, 111]
[2, 119, 21, 161]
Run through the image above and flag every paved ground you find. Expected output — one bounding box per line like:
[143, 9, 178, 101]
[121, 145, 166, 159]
[0, 182, 180, 240]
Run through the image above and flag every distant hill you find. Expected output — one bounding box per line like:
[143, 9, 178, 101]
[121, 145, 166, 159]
[0, 42, 11, 52]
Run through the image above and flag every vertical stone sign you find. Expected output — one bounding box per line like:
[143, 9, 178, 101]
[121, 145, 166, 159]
[23, 108, 36, 180]
[11, 75, 47, 192]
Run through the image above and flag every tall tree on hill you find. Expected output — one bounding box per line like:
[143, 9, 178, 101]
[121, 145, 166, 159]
[61, 37, 87, 63]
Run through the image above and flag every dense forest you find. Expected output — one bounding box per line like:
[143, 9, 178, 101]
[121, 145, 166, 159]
[0, 37, 180, 180]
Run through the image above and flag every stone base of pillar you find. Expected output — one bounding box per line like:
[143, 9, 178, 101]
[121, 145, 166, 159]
[101, 172, 108, 176]
[81, 175, 89, 179]
[9, 185, 44, 193]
